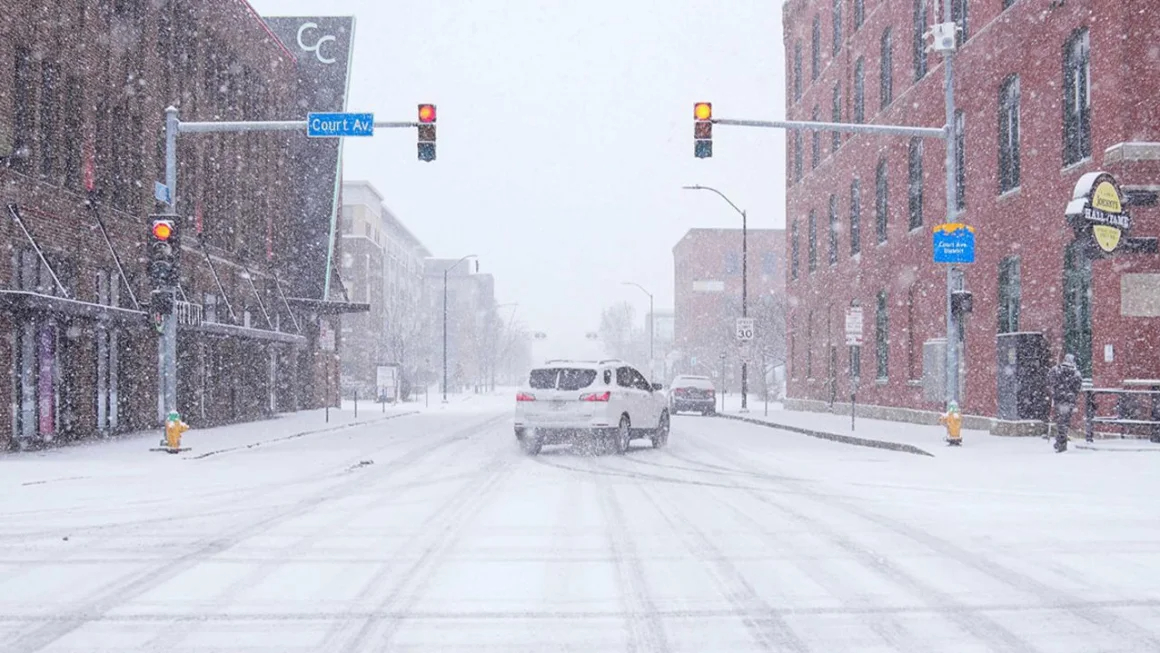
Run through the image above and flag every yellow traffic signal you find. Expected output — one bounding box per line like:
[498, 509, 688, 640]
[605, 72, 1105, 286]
[694, 102, 712, 120]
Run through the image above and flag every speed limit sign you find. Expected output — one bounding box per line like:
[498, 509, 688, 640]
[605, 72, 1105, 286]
[735, 317, 755, 341]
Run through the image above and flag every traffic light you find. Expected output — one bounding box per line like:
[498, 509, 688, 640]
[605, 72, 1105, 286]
[694, 102, 712, 158]
[418, 103, 436, 162]
[148, 216, 179, 287]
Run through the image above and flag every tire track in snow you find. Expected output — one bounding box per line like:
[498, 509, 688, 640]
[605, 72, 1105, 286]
[2, 413, 508, 653]
[598, 482, 673, 653]
[685, 428, 1158, 652]
[320, 450, 517, 653]
[635, 481, 808, 653]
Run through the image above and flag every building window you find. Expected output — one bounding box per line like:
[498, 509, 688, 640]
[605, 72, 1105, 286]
[806, 311, 814, 378]
[875, 158, 888, 243]
[876, 291, 889, 380]
[832, 0, 843, 56]
[998, 256, 1021, 334]
[793, 132, 804, 183]
[999, 75, 1021, 193]
[914, 0, 928, 81]
[850, 179, 862, 256]
[907, 284, 919, 379]
[791, 221, 800, 280]
[762, 252, 777, 276]
[724, 251, 740, 275]
[854, 0, 864, 29]
[854, 58, 865, 123]
[828, 194, 839, 266]
[38, 61, 60, 179]
[793, 42, 803, 102]
[811, 106, 821, 169]
[1063, 29, 1091, 166]
[1063, 241, 1092, 377]
[812, 16, 821, 81]
[908, 138, 923, 230]
[808, 209, 818, 272]
[831, 85, 842, 153]
[12, 46, 34, 172]
[1003, 0, 1015, 7]
[952, 0, 969, 45]
[954, 110, 966, 211]
[880, 29, 893, 109]
[62, 79, 82, 189]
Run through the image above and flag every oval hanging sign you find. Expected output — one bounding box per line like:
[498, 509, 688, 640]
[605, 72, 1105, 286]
[1066, 171, 1131, 255]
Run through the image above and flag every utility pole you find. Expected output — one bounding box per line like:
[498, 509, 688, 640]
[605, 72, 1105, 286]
[941, 0, 961, 409]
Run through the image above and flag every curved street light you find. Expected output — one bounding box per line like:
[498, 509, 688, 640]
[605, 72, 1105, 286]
[443, 254, 478, 403]
[682, 184, 750, 411]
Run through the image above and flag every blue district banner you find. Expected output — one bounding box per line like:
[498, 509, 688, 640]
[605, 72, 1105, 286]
[932, 223, 976, 264]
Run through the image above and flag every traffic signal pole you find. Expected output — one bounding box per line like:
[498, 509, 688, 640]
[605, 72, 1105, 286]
[699, 18, 961, 408]
[159, 105, 429, 423]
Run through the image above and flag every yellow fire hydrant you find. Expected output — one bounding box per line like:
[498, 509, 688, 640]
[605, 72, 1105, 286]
[164, 411, 190, 452]
[940, 401, 963, 446]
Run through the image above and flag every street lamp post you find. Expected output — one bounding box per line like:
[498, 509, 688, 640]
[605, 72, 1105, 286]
[621, 282, 654, 378]
[683, 185, 749, 411]
[443, 254, 477, 403]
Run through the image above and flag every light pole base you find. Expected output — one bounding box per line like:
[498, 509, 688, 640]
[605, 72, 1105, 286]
[739, 408, 750, 414]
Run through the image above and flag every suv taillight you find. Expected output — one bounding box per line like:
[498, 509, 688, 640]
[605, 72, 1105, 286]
[580, 391, 610, 402]
[516, 392, 536, 402]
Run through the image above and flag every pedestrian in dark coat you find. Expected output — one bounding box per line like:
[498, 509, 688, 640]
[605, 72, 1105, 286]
[1047, 354, 1083, 452]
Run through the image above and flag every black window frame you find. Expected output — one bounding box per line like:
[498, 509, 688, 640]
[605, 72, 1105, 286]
[854, 0, 865, 29]
[811, 15, 822, 81]
[831, 84, 842, 152]
[828, 194, 839, 266]
[793, 42, 803, 102]
[876, 290, 889, 380]
[832, 0, 843, 56]
[875, 158, 889, 243]
[908, 138, 924, 230]
[999, 74, 1021, 193]
[998, 255, 1021, 334]
[952, 0, 969, 45]
[914, 0, 928, 81]
[791, 221, 800, 280]
[880, 28, 894, 109]
[811, 106, 821, 169]
[793, 131, 804, 183]
[854, 58, 865, 124]
[850, 178, 862, 256]
[1062, 28, 1091, 167]
[808, 209, 818, 272]
[11, 46, 35, 173]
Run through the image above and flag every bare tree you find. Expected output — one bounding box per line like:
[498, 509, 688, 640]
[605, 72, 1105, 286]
[599, 301, 647, 365]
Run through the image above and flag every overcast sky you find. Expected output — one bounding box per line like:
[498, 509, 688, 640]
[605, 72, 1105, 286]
[249, 0, 786, 359]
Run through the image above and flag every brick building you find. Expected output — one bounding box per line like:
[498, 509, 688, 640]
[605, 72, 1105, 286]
[0, 1, 349, 448]
[783, 0, 1160, 426]
[672, 228, 786, 388]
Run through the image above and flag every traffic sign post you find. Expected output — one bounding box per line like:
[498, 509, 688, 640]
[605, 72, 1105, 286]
[735, 317, 755, 341]
[845, 306, 864, 431]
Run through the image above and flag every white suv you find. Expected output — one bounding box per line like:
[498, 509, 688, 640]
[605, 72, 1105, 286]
[513, 359, 670, 455]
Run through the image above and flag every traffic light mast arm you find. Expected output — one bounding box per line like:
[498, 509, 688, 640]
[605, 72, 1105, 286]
[711, 117, 946, 140]
[177, 119, 422, 134]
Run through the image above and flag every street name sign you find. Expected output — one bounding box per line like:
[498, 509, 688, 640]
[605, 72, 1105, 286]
[307, 112, 375, 138]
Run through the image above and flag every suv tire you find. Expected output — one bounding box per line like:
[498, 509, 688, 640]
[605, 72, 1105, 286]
[651, 411, 669, 448]
[613, 415, 631, 455]
[520, 436, 542, 456]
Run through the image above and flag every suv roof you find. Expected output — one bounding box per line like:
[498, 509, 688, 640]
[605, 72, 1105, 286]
[674, 374, 710, 380]
[539, 358, 629, 368]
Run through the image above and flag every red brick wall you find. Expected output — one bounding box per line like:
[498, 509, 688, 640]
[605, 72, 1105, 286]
[784, 0, 1160, 418]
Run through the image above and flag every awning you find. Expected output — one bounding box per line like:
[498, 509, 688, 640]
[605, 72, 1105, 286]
[0, 290, 148, 327]
[284, 297, 371, 315]
[179, 320, 307, 345]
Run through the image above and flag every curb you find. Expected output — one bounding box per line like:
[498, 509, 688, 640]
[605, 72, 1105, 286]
[189, 411, 421, 460]
[1074, 442, 1160, 453]
[716, 413, 935, 457]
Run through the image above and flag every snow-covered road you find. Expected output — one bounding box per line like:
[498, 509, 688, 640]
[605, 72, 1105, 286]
[2, 407, 1159, 652]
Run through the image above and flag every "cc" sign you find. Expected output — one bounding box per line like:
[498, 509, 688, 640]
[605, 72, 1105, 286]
[296, 22, 337, 64]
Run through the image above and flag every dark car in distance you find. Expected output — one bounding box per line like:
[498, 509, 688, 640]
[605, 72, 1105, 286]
[669, 374, 717, 415]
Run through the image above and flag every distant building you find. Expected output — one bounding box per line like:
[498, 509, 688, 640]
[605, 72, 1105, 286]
[339, 181, 430, 397]
[783, 0, 1160, 427]
[424, 260, 495, 393]
[673, 228, 786, 388]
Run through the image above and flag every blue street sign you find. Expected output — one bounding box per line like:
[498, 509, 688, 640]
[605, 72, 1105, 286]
[154, 181, 171, 205]
[932, 223, 976, 264]
[307, 112, 375, 138]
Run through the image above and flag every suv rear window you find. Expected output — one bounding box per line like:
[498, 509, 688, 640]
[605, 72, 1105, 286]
[528, 368, 597, 390]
